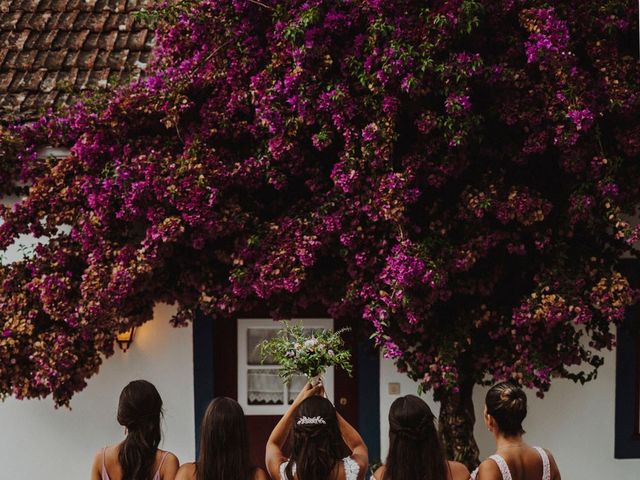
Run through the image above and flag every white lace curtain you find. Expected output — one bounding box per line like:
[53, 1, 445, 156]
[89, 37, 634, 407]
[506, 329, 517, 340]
[248, 369, 283, 404]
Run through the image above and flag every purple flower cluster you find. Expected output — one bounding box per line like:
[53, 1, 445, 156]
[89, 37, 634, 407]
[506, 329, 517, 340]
[0, 0, 638, 408]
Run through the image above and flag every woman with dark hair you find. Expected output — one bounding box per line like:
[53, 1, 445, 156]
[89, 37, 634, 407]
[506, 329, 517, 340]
[471, 382, 561, 480]
[265, 382, 368, 480]
[373, 395, 469, 480]
[91, 379, 179, 480]
[175, 397, 268, 480]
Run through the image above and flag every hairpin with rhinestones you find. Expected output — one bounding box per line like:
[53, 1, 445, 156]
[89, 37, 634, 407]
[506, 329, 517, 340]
[296, 415, 326, 425]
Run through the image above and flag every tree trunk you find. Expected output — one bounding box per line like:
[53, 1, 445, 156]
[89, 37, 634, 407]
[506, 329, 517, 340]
[438, 380, 480, 471]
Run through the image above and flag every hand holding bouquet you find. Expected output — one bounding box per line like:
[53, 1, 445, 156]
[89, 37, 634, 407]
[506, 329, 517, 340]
[258, 321, 352, 385]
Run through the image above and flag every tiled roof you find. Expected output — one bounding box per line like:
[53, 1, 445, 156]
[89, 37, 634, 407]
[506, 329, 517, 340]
[0, 0, 156, 121]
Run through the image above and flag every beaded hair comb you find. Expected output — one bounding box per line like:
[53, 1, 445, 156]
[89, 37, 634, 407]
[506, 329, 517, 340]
[296, 415, 326, 425]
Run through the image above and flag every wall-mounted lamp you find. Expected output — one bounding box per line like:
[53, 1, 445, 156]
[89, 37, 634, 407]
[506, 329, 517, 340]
[116, 327, 136, 352]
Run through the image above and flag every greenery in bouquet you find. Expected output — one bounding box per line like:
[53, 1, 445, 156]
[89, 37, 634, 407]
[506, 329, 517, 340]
[258, 322, 352, 383]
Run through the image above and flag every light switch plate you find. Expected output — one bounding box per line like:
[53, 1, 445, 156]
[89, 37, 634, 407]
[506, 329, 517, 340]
[388, 382, 401, 395]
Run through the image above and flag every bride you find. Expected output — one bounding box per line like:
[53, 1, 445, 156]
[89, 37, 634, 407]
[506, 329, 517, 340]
[265, 382, 368, 480]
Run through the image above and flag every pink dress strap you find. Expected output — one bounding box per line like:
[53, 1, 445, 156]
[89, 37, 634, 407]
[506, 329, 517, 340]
[153, 451, 170, 480]
[101, 447, 111, 480]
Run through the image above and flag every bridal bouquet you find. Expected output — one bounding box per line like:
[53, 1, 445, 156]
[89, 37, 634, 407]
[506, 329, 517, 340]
[258, 321, 352, 384]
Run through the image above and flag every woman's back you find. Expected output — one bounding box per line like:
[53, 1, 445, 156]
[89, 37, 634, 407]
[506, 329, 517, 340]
[473, 445, 559, 480]
[279, 456, 360, 480]
[374, 460, 468, 480]
[93, 444, 178, 480]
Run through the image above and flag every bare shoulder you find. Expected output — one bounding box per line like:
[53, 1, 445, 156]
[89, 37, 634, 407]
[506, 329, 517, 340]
[543, 449, 561, 480]
[373, 465, 386, 480]
[175, 462, 196, 480]
[90, 448, 104, 475]
[161, 450, 180, 464]
[253, 467, 270, 480]
[476, 458, 501, 480]
[162, 450, 180, 466]
[447, 460, 470, 480]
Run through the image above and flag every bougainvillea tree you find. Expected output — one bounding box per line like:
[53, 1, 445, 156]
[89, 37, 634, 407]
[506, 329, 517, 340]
[0, 0, 638, 467]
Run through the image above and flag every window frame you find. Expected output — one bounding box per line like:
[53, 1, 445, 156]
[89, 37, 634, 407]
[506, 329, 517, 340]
[237, 318, 335, 415]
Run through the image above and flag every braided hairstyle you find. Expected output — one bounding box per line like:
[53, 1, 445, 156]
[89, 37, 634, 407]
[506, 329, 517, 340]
[384, 395, 447, 480]
[485, 382, 527, 437]
[286, 396, 348, 480]
[117, 380, 163, 480]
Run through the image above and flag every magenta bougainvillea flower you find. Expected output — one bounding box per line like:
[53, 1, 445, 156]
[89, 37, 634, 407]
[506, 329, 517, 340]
[0, 0, 638, 421]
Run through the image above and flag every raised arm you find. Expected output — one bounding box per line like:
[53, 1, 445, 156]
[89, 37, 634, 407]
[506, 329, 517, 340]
[265, 382, 322, 480]
[337, 412, 368, 477]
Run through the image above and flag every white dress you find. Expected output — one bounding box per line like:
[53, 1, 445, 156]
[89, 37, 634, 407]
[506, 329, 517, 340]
[470, 446, 551, 480]
[280, 456, 360, 480]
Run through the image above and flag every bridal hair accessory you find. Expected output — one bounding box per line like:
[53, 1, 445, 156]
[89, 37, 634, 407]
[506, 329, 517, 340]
[296, 415, 326, 426]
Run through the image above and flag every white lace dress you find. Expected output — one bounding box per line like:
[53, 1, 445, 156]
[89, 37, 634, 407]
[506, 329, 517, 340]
[279, 456, 360, 480]
[470, 446, 551, 480]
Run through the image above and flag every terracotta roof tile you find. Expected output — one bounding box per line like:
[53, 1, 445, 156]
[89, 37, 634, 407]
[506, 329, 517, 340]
[50, 30, 70, 49]
[87, 68, 109, 88]
[14, 49, 36, 70]
[29, 11, 52, 30]
[94, 48, 110, 69]
[77, 49, 99, 69]
[8, 70, 27, 92]
[126, 29, 146, 50]
[22, 67, 46, 90]
[34, 30, 57, 49]
[2, 50, 18, 70]
[65, 1, 83, 12]
[32, 50, 48, 69]
[65, 29, 90, 49]
[15, 12, 32, 30]
[12, 30, 31, 49]
[49, 0, 67, 13]
[1, 0, 157, 120]
[99, 30, 119, 50]
[19, 1, 40, 14]
[0, 11, 22, 29]
[56, 11, 79, 30]
[113, 31, 128, 50]
[24, 30, 42, 49]
[75, 69, 90, 89]
[55, 68, 79, 89]
[73, 11, 90, 30]
[36, 1, 55, 13]
[79, 0, 98, 13]
[44, 49, 67, 69]
[62, 50, 80, 69]
[20, 92, 38, 112]
[0, 71, 14, 92]
[40, 71, 58, 92]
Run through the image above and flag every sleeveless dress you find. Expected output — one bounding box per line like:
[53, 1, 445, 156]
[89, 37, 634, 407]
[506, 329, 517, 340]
[470, 446, 551, 480]
[101, 447, 169, 480]
[279, 456, 360, 480]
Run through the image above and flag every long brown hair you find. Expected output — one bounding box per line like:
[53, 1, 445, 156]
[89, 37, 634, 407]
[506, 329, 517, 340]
[384, 395, 448, 480]
[117, 380, 163, 480]
[196, 397, 252, 480]
[286, 396, 348, 480]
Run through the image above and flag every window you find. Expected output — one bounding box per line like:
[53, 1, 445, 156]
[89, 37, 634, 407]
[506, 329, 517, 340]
[237, 318, 335, 415]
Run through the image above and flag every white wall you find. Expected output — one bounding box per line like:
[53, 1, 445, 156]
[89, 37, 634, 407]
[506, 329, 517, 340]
[379, 349, 640, 479]
[0, 303, 195, 480]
